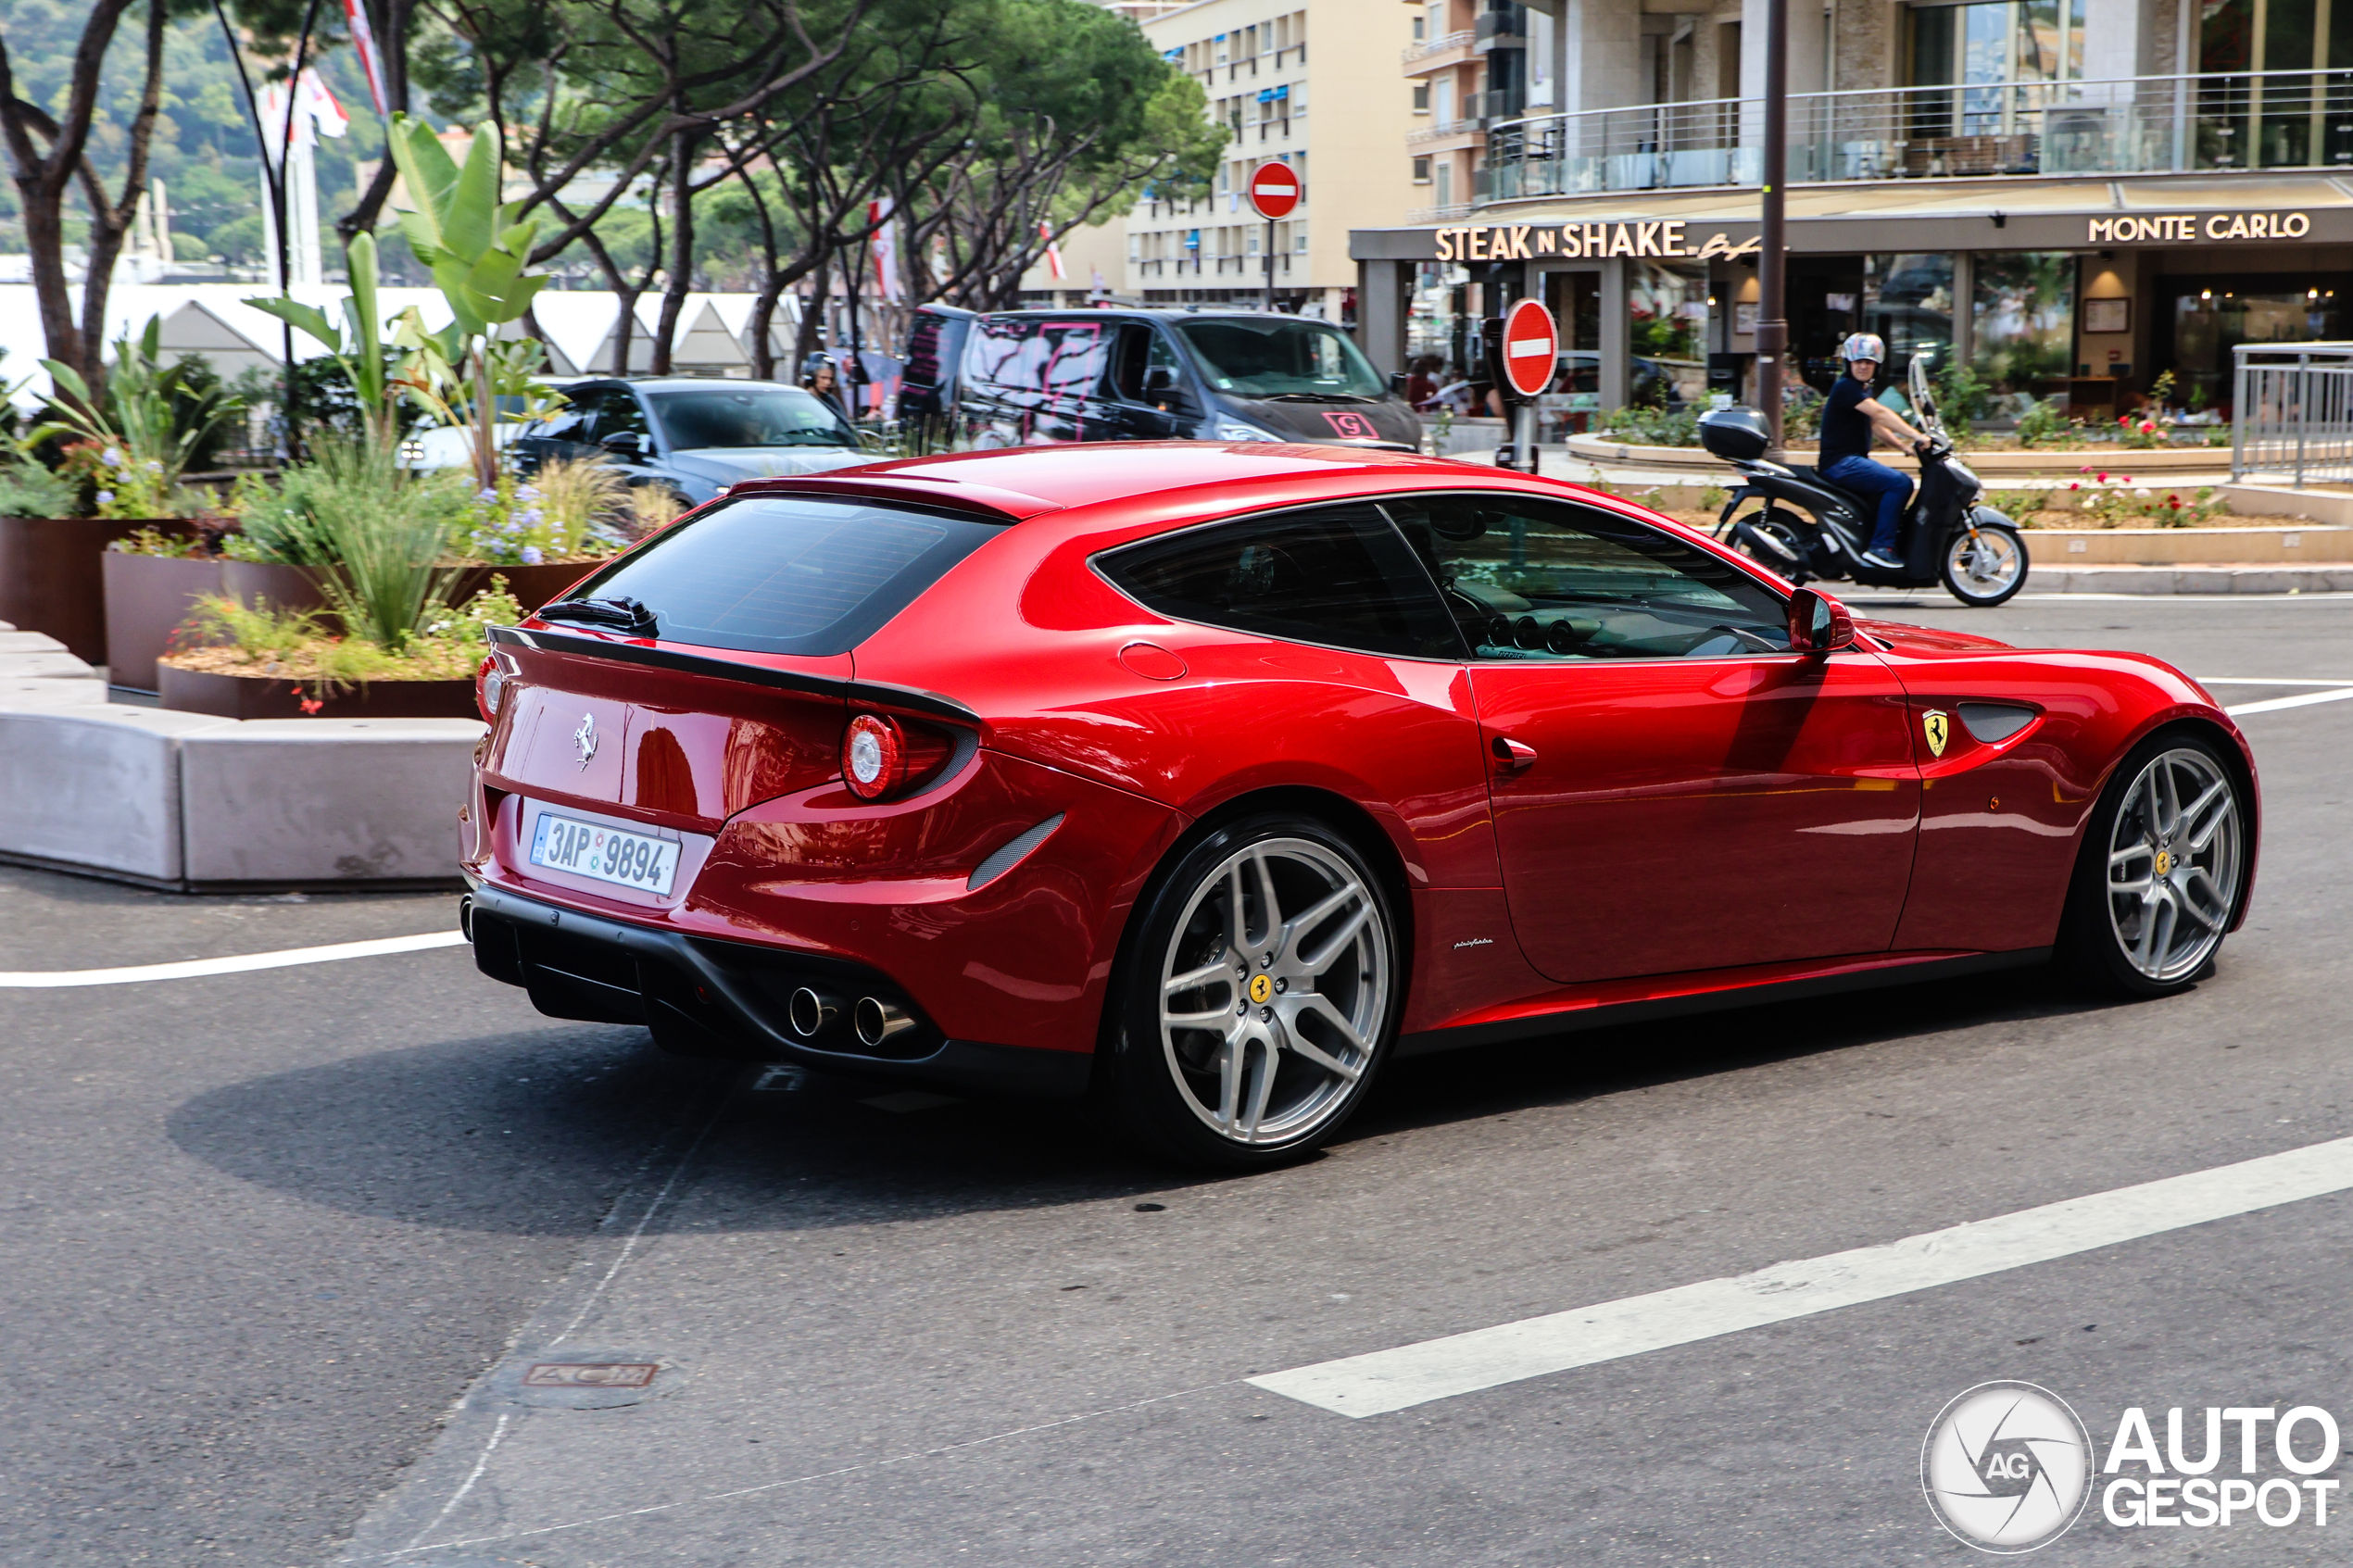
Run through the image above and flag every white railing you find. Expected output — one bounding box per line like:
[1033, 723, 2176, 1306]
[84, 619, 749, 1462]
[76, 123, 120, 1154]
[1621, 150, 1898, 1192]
[1408, 119, 1482, 146]
[1403, 31, 1475, 64]
[2233, 343, 2353, 487]
[1482, 69, 2353, 201]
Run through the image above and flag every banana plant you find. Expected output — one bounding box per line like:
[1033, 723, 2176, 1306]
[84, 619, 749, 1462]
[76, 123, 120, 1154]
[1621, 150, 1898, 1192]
[385, 115, 550, 491]
[32, 318, 238, 513]
[244, 232, 396, 452]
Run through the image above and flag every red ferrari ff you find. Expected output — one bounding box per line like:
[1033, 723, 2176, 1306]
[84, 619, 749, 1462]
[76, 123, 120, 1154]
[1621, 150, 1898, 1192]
[459, 444, 2258, 1167]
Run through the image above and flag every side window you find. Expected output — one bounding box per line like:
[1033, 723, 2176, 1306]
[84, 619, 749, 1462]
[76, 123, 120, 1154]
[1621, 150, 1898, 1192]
[961, 317, 1110, 399]
[599, 389, 652, 439]
[1384, 495, 1791, 660]
[537, 387, 602, 442]
[1099, 504, 1464, 660]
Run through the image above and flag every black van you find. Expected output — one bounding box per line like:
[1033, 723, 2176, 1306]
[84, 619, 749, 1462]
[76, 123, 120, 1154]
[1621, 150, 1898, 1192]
[952, 307, 1421, 451]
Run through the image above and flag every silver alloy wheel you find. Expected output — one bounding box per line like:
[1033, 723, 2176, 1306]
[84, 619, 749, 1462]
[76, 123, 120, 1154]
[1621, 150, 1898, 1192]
[1157, 836, 1389, 1147]
[2106, 746, 2242, 983]
[1945, 526, 2024, 600]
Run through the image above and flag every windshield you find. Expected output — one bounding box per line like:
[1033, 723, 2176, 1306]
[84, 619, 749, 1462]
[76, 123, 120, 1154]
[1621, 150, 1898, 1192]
[647, 388, 854, 449]
[1174, 319, 1388, 399]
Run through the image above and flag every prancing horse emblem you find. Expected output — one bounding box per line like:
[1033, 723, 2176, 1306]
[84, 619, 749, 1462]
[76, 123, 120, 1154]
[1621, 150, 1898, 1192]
[1922, 709, 1950, 759]
[573, 712, 598, 769]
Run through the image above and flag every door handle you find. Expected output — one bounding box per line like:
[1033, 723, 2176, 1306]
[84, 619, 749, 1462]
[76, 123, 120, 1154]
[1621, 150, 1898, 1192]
[1491, 735, 1538, 772]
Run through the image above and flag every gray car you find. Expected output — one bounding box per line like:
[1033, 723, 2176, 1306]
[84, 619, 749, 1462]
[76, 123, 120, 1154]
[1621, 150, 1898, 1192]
[510, 377, 872, 506]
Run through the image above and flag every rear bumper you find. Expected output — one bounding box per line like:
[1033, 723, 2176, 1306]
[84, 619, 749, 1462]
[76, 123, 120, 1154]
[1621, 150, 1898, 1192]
[462, 884, 1094, 1098]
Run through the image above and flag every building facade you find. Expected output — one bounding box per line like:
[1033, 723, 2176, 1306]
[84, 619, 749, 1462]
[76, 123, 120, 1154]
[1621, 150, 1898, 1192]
[1030, 0, 1421, 320]
[1354, 0, 2353, 432]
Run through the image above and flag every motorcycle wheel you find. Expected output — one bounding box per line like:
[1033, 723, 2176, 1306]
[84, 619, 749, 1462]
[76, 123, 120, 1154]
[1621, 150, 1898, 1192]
[1942, 521, 2028, 607]
[1726, 508, 1809, 576]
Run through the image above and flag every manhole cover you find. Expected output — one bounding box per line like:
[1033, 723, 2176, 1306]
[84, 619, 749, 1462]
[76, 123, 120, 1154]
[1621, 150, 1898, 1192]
[522, 1361, 657, 1389]
[489, 1350, 685, 1409]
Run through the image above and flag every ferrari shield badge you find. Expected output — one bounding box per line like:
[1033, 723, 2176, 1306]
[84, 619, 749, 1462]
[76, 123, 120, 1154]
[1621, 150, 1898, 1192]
[1248, 972, 1275, 1005]
[1922, 709, 1950, 759]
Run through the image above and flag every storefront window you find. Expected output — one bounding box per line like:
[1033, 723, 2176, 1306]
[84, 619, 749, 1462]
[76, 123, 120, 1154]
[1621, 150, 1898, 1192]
[2165, 279, 2351, 414]
[1866, 254, 1956, 380]
[1971, 251, 2075, 404]
[1629, 261, 1707, 407]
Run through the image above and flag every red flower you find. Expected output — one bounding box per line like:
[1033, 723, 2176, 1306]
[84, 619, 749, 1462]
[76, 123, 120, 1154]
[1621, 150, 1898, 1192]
[299, 697, 323, 715]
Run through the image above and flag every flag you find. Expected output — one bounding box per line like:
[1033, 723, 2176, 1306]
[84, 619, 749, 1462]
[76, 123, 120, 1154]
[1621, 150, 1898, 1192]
[258, 69, 348, 164]
[344, 0, 390, 116]
[868, 195, 903, 304]
[304, 70, 351, 140]
[1040, 220, 1064, 281]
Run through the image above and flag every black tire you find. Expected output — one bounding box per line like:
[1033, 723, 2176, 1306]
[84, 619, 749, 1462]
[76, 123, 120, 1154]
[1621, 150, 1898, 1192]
[1099, 810, 1402, 1170]
[2055, 729, 2250, 998]
[1942, 520, 2029, 607]
[1726, 508, 1809, 577]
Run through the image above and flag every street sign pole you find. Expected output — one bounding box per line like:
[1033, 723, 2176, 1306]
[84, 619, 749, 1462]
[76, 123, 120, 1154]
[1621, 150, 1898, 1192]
[1497, 297, 1558, 474]
[1246, 160, 1300, 314]
[1755, 0, 1789, 452]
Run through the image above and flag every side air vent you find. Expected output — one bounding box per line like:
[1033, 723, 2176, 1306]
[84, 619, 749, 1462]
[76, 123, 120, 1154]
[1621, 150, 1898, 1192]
[1957, 702, 2037, 744]
[968, 813, 1065, 892]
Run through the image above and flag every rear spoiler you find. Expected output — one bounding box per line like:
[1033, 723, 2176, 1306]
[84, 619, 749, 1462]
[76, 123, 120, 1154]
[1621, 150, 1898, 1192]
[485, 624, 980, 724]
[723, 472, 1061, 523]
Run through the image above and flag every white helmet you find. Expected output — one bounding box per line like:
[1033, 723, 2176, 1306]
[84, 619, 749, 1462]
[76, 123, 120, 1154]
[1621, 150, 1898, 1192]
[1839, 332, 1887, 364]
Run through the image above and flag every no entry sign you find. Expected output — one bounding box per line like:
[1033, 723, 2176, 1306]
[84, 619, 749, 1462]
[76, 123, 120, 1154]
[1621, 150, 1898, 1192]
[1499, 297, 1558, 400]
[1247, 161, 1301, 220]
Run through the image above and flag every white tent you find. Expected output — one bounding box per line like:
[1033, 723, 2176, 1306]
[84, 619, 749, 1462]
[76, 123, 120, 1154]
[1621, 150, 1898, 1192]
[0, 283, 812, 406]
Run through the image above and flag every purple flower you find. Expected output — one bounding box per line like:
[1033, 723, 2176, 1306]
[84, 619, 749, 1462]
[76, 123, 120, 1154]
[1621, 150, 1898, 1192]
[95, 490, 116, 506]
[520, 546, 544, 565]
[102, 448, 124, 468]
[476, 487, 498, 502]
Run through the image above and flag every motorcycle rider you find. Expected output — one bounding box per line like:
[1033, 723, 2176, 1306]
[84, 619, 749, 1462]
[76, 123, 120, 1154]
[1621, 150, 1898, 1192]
[1818, 332, 1931, 571]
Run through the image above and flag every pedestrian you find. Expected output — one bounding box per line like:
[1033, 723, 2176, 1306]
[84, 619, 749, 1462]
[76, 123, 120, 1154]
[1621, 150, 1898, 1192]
[1818, 332, 1931, 570]
[801, 354, 850, 424]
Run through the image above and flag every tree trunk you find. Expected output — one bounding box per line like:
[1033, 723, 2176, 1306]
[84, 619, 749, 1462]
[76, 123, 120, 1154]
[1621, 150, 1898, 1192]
[72, 0, 169, 398]
[650, 128, 695, 376]
[335, 0, 413, 245]
[0, 0, 141, 388]
[749, 275, 787, 382]
[473, 345, 497, 493]
[792, 248, 831, 382]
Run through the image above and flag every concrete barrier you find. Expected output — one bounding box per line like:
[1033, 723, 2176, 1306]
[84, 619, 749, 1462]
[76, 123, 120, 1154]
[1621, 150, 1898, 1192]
[0, 705, 233, 884]
[0, 625, 485, 891]
[179, 719, 483, 886]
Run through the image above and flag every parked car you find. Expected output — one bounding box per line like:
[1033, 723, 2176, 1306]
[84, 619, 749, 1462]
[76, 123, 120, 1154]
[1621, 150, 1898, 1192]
[460, 443, 2258, 1168]
[898, 303, 976, 428]
[509, 377, 871, 505]
[956, 308, 1422, 451]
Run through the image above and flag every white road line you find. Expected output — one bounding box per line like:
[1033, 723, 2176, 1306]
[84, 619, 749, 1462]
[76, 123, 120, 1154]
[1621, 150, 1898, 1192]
[0, 930, 468, 988]
[2223, 687, 2353, 716]
[1250, 1135, 2353, 1419]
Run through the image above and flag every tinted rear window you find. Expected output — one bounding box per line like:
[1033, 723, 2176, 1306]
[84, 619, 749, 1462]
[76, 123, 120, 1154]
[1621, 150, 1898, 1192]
[561, 495, 1003, 656]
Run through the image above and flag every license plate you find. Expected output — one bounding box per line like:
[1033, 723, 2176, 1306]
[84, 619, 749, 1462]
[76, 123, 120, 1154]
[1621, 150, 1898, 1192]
[528, 810, 680, 895]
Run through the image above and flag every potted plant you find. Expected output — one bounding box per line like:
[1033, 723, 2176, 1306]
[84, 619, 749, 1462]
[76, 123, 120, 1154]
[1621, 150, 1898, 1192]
[158, 576, 522, 720]
[1, 320, 234, 666]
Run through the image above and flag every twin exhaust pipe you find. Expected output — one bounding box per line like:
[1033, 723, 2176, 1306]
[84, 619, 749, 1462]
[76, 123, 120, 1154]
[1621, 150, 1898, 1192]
[787, 987, 916, 1050]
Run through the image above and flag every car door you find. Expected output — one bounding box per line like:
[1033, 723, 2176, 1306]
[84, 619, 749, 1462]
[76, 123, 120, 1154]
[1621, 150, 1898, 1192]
[1104, 324, 1192, 439]
[1385, 493, 1921, 985]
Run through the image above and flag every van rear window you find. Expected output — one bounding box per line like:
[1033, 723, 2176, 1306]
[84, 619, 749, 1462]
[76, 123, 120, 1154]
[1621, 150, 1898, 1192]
[558, 495, 1003, 656]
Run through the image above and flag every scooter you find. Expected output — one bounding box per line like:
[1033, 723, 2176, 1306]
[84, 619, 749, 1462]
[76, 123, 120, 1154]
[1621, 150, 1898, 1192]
[1696, 358, 2029, 608]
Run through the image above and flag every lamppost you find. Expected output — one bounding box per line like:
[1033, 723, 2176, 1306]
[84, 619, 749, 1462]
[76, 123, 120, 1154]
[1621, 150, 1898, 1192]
[1755, 0, 1789, 452]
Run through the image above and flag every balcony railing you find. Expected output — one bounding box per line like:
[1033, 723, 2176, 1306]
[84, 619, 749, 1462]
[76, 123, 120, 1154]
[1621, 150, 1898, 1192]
[1403, 30, 1474, 64]
[1409, 118, 1483, 146]
[1482, 69, 2353, 203]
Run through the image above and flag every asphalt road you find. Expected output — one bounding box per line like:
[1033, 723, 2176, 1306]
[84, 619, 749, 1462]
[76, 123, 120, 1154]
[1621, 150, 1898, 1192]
[3, 592, 2348, 1567]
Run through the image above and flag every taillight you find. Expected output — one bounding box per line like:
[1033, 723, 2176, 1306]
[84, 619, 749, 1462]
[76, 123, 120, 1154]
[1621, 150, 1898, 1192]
[842, 713, 907, 799]
[475, 654, 505, 722]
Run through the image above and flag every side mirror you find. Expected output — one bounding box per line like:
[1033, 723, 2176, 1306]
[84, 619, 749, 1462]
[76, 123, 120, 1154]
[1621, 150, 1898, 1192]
[1389, 370, 1411, 395]
[1142, 366, 1177, 396]
[599, 431, 647, 458]
[1787, 586, 1856, 654]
